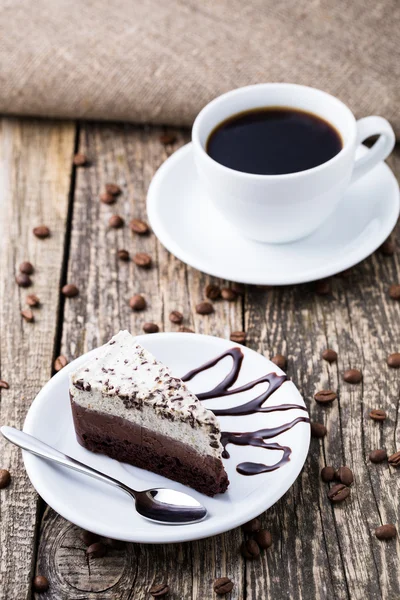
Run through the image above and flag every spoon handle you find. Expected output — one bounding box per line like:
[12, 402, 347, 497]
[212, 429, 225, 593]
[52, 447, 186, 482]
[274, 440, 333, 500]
[1, 426, 133, 497]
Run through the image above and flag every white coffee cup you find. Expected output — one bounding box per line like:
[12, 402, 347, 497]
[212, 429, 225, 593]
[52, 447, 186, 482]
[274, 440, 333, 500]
[192, 83, 395, 244]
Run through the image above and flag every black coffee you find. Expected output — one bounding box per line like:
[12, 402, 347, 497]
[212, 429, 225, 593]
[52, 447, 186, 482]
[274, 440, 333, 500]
[206, 107, 342, 175]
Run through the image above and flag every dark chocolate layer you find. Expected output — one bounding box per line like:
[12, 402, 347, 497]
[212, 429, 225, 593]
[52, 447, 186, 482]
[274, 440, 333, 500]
[71, 400, 229, 496]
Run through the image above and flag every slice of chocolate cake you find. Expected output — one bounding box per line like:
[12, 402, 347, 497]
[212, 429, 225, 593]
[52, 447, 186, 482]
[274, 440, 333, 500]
[69, 330, 229, 496]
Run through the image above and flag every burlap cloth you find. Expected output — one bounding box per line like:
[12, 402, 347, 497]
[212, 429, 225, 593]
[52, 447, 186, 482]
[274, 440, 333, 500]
[0, 0, 399, 134]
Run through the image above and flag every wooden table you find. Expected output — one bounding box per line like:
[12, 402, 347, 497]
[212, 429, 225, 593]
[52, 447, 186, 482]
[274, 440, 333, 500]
[1, 117, 400, 600]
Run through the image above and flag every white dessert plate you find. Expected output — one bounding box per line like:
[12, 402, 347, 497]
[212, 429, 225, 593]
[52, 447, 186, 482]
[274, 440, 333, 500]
[23, 333, 310, 543]
[147, 144, 399, 285]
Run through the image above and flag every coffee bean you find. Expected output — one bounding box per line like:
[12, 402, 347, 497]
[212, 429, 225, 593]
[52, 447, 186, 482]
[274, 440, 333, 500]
[389, 284, 400, 300]
[179, 326, 194, 333]
[33, 575, 49, 592]
[0, 469, 11, 488]
[321, 466, 335, 482]
[230, 331, 247, 344]
[149, 583, 170, 597]
[19, 261, 34, 275]
[26, 294, 40, 307]
[15, 273, 32, 288]
[388, 451, 400, 466]
[86, 542, 107, 558]
[254, 529, 272, 549]
[327, 483, 350, 503]
[62, 284, 79, 297]
[242, 517, 261, 533]
[100, 192, 116, 204]
[81, 530, 101, 546]
[0, 380, 9, 390]
[109, 215, 124, 229]
[104, 538, 126, 549]
[205, 284, 221, 300]
[271, 354, 287, 370]
[335, 466, 354, 486]
[375, 524, 397, 540]
[369, 409, 387, 421]
[232, 282, 245, 296]
[387, 353, 400, 368]
[311, 422, 327, 438]
[213, 577, 234, 595]
[105, 183, 121, 196]
[257, 284, 272, 290]
[322, 348, 338, 363]
[196, 302, 214, 315]
[33, 225, 50, 239]
[169, 310, 183, 324]
[73, 153, 88, 167]
[129, 294, 146, 311]
[21, 309, 34, 323]
[343, 368, 362, 383]
[314, 390, 337, 404]
[143, 322, 159, 334]
[221, 287, 238, 301]
[117, 249, 130, 261]
[159, 132, 177, 145]
[133, 252, 152, 268]
[337, 268, 352, 278]
[379, 238, 395, 256]
[130, 218, 149, 235]
[369, 449, 387, 463]
[241, 538, 260, 559]
[315, 279, 331, 295]
[54, 355, 68, 371]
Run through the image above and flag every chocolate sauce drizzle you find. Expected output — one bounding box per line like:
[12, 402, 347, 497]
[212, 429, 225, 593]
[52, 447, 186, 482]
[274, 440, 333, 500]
[183, 348, 244, 398]
[221, 417, 309, 475]
[182, 347, 309, 476]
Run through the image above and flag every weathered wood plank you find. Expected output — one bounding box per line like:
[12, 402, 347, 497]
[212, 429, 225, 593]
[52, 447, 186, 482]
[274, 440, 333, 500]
[35, 509, 136, 599]
[35, 124, 244, 599]
[244, 148, 400, 600]
[0, 118, 76, 599]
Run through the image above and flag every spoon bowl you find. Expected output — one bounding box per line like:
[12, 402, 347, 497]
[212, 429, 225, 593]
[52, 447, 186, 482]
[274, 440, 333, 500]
[134, 489, 207, 524]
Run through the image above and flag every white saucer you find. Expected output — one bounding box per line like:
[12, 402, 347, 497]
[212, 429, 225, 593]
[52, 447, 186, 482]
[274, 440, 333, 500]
[147, 144, 399, 285]
[23, 333, 309, 544]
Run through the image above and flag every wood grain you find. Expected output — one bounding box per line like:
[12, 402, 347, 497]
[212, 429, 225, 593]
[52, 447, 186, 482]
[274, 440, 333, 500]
[35, 124, 244, 599]
[0, 118, 75, 599]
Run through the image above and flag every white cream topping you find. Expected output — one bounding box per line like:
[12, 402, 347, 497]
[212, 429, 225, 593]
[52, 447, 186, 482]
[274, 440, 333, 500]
[69, 330, 223, 458]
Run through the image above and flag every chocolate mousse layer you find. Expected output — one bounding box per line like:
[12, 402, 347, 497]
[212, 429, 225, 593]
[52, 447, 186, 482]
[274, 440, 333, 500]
[71, 400, 229, 497]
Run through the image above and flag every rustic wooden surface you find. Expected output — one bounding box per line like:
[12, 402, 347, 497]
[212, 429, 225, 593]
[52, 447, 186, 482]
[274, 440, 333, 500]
[0, 118, 76, 600]
[1, 118, 400, 600]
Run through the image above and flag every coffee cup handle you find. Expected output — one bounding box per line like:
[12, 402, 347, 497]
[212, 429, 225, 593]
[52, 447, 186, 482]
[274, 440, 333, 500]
[351, 116, 395, 184]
